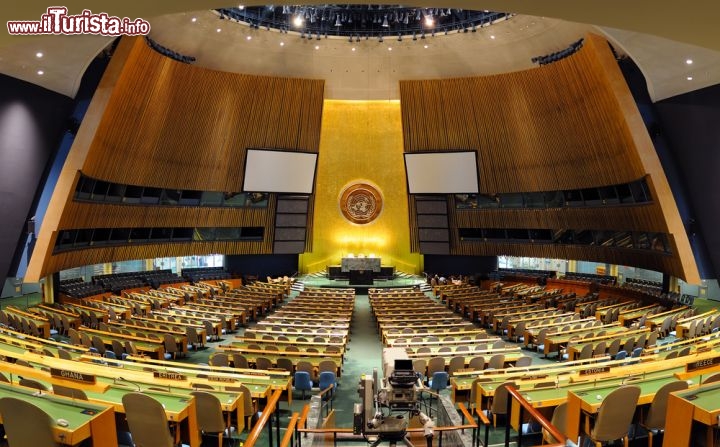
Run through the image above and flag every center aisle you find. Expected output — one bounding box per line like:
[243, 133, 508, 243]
[330, 293, 385, 426]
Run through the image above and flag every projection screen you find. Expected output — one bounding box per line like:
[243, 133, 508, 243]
[404, 151, 479, 194]
[242, 149, 318, 194]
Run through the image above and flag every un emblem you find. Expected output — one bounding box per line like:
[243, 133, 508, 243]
[339, 183, 383, 224]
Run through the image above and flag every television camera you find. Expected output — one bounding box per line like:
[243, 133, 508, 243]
[354, 359, 435, 447]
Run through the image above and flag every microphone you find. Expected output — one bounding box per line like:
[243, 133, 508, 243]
[114, 377, 141, 392]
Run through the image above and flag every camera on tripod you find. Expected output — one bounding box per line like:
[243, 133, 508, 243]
[354, 360, 435, 447]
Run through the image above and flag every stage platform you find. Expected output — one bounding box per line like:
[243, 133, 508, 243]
[296, 271, 428, 293]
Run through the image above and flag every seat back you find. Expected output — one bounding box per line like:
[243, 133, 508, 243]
[210, 353, 229, 367]
[318, 371, 337, 391]
[427, 357, 445, 376]
[448, 356, 466, 376]
[490, 382, 513, 416]
[0, 397, 58, 447]
[488, 354, 505, 369]
[255, 357, 272, 370]
[591, 385, 641, 443]
[514, 356, 532, 367]
[52, 383, 88, 400]
[122, 392, 174, 447]
[542, 402, 567, 444]
[294, 371, 313, 390]
[190, 391, 226, 434]
[643, 380, 688, 430]
[276, 357, 294, 373]
[429, 371, 449, 391]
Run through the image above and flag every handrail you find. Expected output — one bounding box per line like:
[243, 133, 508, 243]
[505, 384, 566, 447]
[244, 388, 283, 447]
[280, 413, 300, 447]
[317, 383, 335, 398]
[298, 403, 311, 431]
[457, 402, 476, 427]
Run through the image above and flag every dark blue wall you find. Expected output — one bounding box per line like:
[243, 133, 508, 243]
[654, 83, 720, 280]
[0, 74, 73, 287]
[423, 255, 497, 277]
[618, 58, 716, 280]
[225, 254, 299, 280]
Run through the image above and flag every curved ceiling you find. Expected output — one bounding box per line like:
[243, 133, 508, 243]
[1, 2, 719, 101]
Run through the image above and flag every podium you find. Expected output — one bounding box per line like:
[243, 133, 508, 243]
[349, 269, 374, 285]
[341, 257, 381, 273]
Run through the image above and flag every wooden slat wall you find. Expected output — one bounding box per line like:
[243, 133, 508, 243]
[400, 37, 645, 193]
[58, 202, 275, 229]
[39, 37, 324, 277]
[400, 33, 686, 277]
[45, 241, 270, 275]
[82, 39, 324, 191]
[453, 205, 668, 233]
[451, 241, 680, 277]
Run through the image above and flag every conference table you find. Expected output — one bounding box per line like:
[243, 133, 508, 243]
[0, 381, 117, 446]
[663, 382, 720, 447]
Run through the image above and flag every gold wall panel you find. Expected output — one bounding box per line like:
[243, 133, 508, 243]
[300, 100, 421, 274]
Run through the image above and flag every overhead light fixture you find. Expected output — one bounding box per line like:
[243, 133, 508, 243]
[280, 42, 285, 46]
[686, 59, 693, 65]
[388, 47, 392, 51]
[315, 45, 320, 50]
[424, 15, 434, 27]
[687, 76, 693, 80]
[216, 28, 222, 32]
[246, 35, 252, 40]
[424, 44, 428, 49]
[37, 69, 44, 75]
[293, 15, 304, 27]
[191, 17, 197, 23]
[351, 47, 356, 52]
[490, 34, 495, 39]
[35, 52, 43, 58]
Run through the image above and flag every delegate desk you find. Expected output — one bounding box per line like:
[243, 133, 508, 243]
[664, 382, 720, 447]
[0, 381, 117, 446]
[564, 373, 686, 443]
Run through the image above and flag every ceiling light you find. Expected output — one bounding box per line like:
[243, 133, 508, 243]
[37, 70, 44, 75]
[351, 47, 356, 52]
[424, 44, 428, 49]
[424, 16, 434, 27]
[388, 47, 392, 51]
[490, 35, 495, 39]
[216, 28, 222, 32]
[293, 15, 304, 27]
[35, 52, 43, 58]
[280, 42, 285, 46]
[238, 5, 245, 10]
[687, 76, 693, 81]
[686, 59, 693, 65]
[191, 17, 197, 23]
[315, 45, 320, 50]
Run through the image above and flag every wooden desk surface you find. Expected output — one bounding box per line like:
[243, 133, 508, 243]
[0, 381, 117, 446]
[663, 382, 720, 447]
